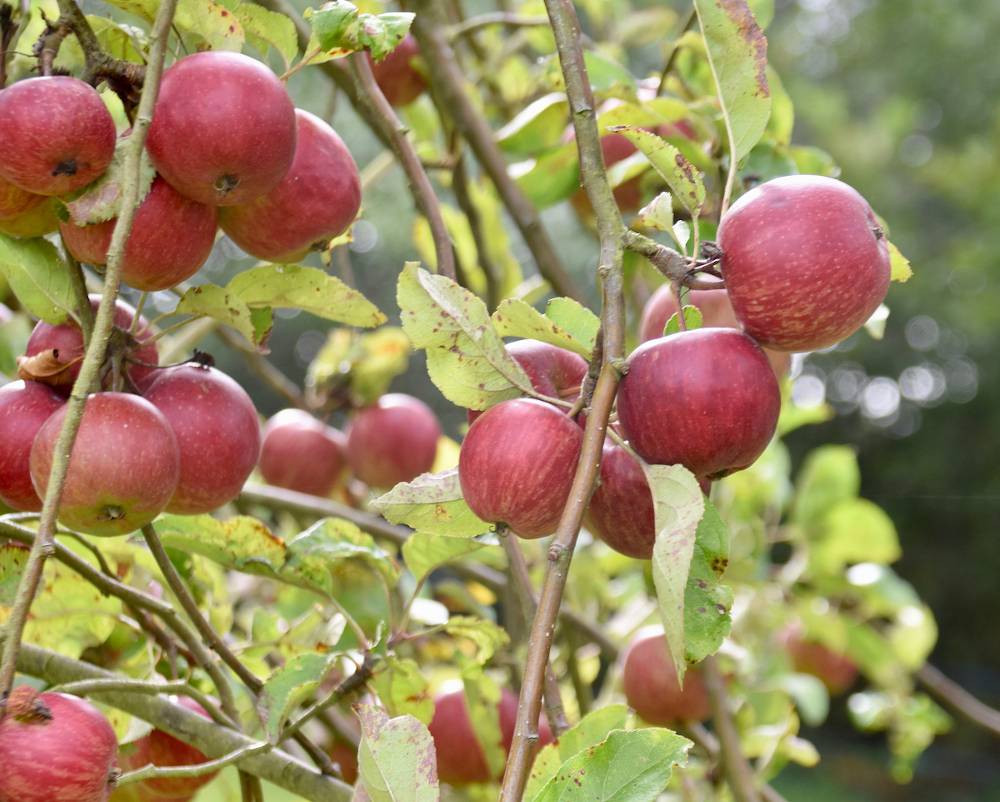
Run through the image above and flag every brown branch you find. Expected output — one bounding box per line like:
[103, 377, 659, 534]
[622, 230, 726, 290]
[499, 0, 627, 796]
[656, 7, 697, 97]
[452, 151, 503, 309]
[448, 12, 549, 40]
[704, 656, 761, 802]
[917, 662, 1000, 738]
[407, 0, 584, 303]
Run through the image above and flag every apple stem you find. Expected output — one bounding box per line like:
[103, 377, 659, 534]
[0, 0, 179, 710]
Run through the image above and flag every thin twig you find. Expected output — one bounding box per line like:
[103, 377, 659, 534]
[448, 12, 549, 40]
[656, 7, 697, 96]
[118, 741, 273, 786]
[704, 656, 761, 802]
[917, 662, 1000, 738]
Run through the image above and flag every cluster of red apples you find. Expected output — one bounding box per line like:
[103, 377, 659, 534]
[0, 49, 361, 275]
[459, 175, 891, 558]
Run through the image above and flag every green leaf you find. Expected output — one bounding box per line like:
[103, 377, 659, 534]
[260, 651, 339, 742]
[228, 264, 385, 328]
[286, 518, 400, 588]
[663, 305, 703, 336]
[356, 705, 439, 802]
[104, 0, 245, 51]
[397, 263, 532, 409]
[307, 327, 411, 407]
[492, 298, 595, 358]
[694, 0, 772, 162]
[175, 284, 264, 346]
[0, 234, 73, 324]
[611, 127, 706, 215]
[645, 464, 706, 680]
[446, 616, 510, 666]
[402, 532, 490, 582]
[792, 445, 860, 526]
[460, 667, 505, 778]
[888, 240, 912, 282]
[545, 297, 600, 348]
[526, 705, 630, 797]
[371, 656, 434, 723]
[234, 4, 299, 67]
[529, 728, 691, 802]
[497, 93, 570, 157]
[684, 501, 732, 662]
[635, 192, 674, 233]
[372, 468, 490, 536]
[0, 544, 28, 604]
[305, 2, 414, 60]
[64, 138, 156, 225]
[812, 499, 900, 572]
[581, 51, 637, 96]
[511, 143, 581, 209]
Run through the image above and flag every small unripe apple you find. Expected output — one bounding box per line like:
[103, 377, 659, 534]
[142, 364, 260, 514]
[30, 392, 180, 536]
[368, 35, 426, 107]
[259, 408, 347, 497]
[428, 686, 553, 787]
[0, 174, 44, 219]
[117, 697, 218, 799]
[147, 51, 297, 206]
[0, 198, 59, 238]
[219, 110, 360, 262]
[23, 296, 159, 392]
[622, 629, 711, 725]
[459, 398, 583, 538]
[60, 177, 218, 292]
[783, 628, 859, 696]
[345, 393, 440, 488]
[718, 175, 891, 352]
[0, 380, 65, 511]
[638, 285, 791, 376]
[0, 686, 118, 802]
[0, 77, 116, 196]
[468, 339, 587, 423]
[617, 329, 780, 478]
[587, 442, 655, 559]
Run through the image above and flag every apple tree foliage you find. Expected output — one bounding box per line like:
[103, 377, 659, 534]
[0, 0, 967, 800]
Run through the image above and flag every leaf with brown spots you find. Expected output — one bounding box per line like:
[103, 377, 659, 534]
[356, 704, 439, 802]
[174, 284, 264, 347]
[610, 127, 706, 216]
[372, 468, 490, 537]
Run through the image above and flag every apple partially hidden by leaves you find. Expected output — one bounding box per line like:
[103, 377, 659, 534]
[0, 198, 59, 238]
[587, 442, 656, 559]
[617, 329, 780, 479]
[459, 398, 583, 539]
[346, 393, 440, 489]
[30, 392, 180, 536]
[220, 110, 360, 263]
[0, 686, 118, 802]
[369, 34, 427, 107]
[259, 408, 347, 497]
[622, 628, 711, 725]
[0, 380, 65, 511]
[718, 175, 891, 352]
[784, 628, 859, 696]
[0, 174, 44, 220]
[0, 77, 116, 196]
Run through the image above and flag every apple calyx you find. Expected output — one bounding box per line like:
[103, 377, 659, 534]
[4, 686, 52, 724]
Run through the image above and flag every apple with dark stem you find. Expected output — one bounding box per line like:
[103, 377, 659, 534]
[346, 393, 440, 488]
[142, 364, 260, 514]
[0, 174, 44, 219]
[146, 51, 297, 206]
[428, 686, 553, 787]
[622, 628, 711, 725]
[60, 177, 218, 292]
[0, 380, 65, 511]
[30, 392, 180, 536]
[638, 284, 792, 377]
[368, 35, 426, 107]
[459, 398, 583, 538]
[0, 77, 116, 197]
[468, 339, 587, 423]
[718, 174, 891, 352]
[0, 686, 119, 802]
[22, 296, 159, 392]
[617, 329, 780, 479]
[259, 408, 347, 497]
[219, 110, 360, 263]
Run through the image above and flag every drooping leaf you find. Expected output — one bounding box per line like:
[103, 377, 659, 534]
[0, 234, 73, 324]
[260, 651, 340, 741]
[234, 3, 299, 67]
[611, 127, 706, 215]
[694, 0, 771, 162]
[402, 532, 491, 582]
[356, 705, 439, 802]
[372, 468, 490, 536]
[888, 240, 912, 282]
[174, 284, 263, 346]
[492, 298, 595, 358]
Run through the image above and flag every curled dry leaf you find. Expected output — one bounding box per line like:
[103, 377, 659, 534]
[16, 349, 83, 386]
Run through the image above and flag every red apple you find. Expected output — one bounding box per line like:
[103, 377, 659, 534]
[142, 364, 260, 514]
[0, 198, 59, 238]
[617, 329, 780, 478]
[0, 686, 118, 802]
[30, 392, 180, 536]
[345, 393, 440, 488]
[718, 175, 891, 352]
[329, 739, 358, 785]
[783, 628, 859, 696]
[0, 77, 116, 196]
[569, 131, 643, 216]
[219, 110, 360, 262]
[428, 686, 552, 787]
[468, 339, 588, 423]
[622, 629, 711, 724]
[459, 398, 583, 538]
[638, 284, 791, 376]
[259, 408, 347, 497]
[587, 442, 656, 559]
[117, 697, 218, 799]
[368, 35, 426, 107]
[22, 296, 159, 392]
[0, 380, 65, 511]
[60, 177, 218, 292]
[0, 174, 44, 219]
[146, 52, 296, 206]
